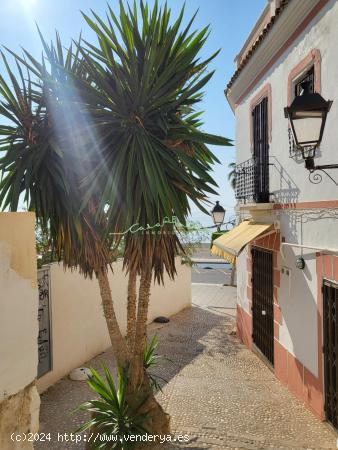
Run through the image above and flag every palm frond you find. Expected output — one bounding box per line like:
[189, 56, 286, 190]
[0, 37, 109, 277]
[0, 2, 232, 282]
[76, 2, 232, 281]
[227, 161, 236, 190]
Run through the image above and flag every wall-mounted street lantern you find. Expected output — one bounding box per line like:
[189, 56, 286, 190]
[211, 201, 226, 232]
[284, 81, 336, 182]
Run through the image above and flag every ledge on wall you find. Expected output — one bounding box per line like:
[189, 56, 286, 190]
[236, 202, 275, 212]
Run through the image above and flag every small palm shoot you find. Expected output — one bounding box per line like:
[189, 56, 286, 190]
[143, 335, 170, 393]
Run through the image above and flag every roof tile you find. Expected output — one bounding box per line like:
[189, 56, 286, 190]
[225, 0, 291, 92]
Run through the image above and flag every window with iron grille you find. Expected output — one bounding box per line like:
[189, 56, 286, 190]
[235, 96, 270, 204]
[294, 66, 314, 97]
[289, 66, 315, 158]
[252, 96, 270, 203]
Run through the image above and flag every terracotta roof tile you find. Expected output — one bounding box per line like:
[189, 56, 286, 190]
[225, 0, 291, 93]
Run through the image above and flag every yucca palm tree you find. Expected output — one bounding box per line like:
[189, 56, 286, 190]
[228, 161, 236, 190]
[0, 0, 231, 435]
[76, 1, 231, 431]
[0, 38, 127, 364]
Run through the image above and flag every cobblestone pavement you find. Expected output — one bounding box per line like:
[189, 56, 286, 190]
[37, 285, 337, 450]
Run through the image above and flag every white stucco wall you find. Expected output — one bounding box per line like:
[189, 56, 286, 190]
[233, 0, 338, 375]
[235, 0, 338, 204]
[37, 259, 191, 392]
[278, 248, 318, 376]
[236, 249, 249, 314]
[276, 207, 338, 374]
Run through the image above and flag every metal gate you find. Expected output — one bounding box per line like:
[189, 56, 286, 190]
[323, 280, 338, 429]
[37, 268, 52, 377]
[252, 247, 274, 365]
[252, 97, 270, 203]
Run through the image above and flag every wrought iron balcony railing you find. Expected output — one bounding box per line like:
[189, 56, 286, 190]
[235, 157, 270, 204]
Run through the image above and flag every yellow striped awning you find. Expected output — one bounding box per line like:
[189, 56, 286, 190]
[211, 221, 274, 265]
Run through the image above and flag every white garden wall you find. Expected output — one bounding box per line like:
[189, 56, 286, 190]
[37, 259, 191, 392]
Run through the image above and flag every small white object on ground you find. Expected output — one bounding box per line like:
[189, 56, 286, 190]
[69, 367, 91, 381]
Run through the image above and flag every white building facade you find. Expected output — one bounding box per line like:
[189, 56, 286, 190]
[226, 0, 338, 425]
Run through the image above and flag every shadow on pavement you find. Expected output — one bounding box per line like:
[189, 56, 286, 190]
[37, 305, 239, 449]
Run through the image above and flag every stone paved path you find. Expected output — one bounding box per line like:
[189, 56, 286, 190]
[36, 285, 337, 450]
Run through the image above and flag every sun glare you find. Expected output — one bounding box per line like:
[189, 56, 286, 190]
[21, 0, 38, 8]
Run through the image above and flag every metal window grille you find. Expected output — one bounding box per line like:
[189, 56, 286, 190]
[323, 280, 338, 429]
[235, 157, 256, 203]
[37, 267, 52, 377]
[252, 247, 274, 366]
[253, 97, 270, 203]
[235, 96, 270, 203]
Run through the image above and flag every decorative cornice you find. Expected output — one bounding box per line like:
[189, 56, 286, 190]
[225, 0, 330, 110]
[226, 0, 290, 93]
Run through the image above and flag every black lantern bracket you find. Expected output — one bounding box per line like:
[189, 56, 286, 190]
[304, 157, 338, 186]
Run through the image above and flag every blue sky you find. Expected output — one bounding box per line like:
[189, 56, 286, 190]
[1, 0, 265, 226]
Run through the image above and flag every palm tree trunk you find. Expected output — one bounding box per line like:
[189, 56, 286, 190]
[126, 269, 137, 355]
[129, 267, 152, 387]
[132, 370, 170, 435]
[127, 267, 170, 435]
[96, 269, 127, 366]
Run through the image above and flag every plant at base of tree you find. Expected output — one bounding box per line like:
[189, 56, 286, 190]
[75, 365, 146, 450]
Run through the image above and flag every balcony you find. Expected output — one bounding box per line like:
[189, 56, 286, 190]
[235, 157, 270, 204]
